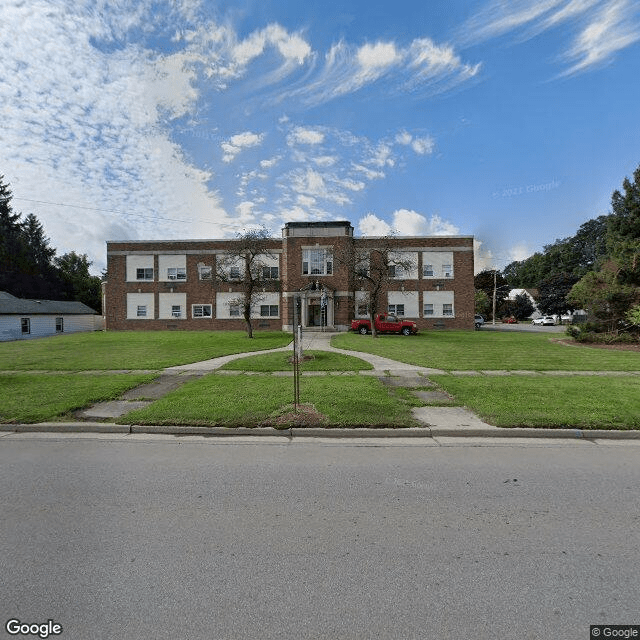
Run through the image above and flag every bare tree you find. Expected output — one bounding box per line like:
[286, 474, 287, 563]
[337, 235, 416, 338]
[215, 228, 279, 338]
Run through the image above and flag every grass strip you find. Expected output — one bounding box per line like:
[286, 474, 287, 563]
[0, 331, 292, 371]
[430, 374, 640, 429]
[332, 331, 640, 371]
[220, 350, 373, 372]
[119, 374, 418, 427]
[0, 373, 158, 423]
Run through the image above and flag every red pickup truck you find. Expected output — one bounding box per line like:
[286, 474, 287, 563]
[351, 314, 418, 336]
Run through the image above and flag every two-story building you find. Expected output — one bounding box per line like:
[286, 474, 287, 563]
[104, 220, 474, 331]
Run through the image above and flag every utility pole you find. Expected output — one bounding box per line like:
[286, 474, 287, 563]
[492, 269, 497, 325]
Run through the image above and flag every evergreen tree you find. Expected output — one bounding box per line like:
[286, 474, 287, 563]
[607, 164, 640, 286]
[0, 175, 28, 295]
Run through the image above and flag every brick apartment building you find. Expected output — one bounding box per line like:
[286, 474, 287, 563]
[105, 220, 475, 331]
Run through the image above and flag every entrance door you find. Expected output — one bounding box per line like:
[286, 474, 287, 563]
[308, 303, 321, 326]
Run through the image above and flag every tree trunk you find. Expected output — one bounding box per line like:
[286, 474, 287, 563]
[244, 305, 254, 338]
[369, 311, 378, 338]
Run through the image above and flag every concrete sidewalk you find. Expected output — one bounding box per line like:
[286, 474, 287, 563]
[7, 331, 640, 439]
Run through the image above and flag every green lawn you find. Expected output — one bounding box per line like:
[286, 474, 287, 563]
[430, 374, 640, 429]
[0, 331, 292, 371]
[220, 350, 373, 372]
[332, 331, 640, 371]
[0, 373, 157, 423]
[120, 374, 418, 427]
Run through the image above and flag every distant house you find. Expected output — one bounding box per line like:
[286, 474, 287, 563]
[507, 288, 541, 319]
[0, 291, 102, 342]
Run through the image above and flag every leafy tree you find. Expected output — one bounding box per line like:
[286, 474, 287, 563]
[214, 228, 279, 338]
[474, 269, 509, 321]
[626, 304, 640, 329]
[535, 272, 580, 316]
[503, 216, 609, 289]
[55, 251, 102, 313]
[475, 289, 490, 317]
[568, 264, 637, 332]
[336, 235, 415, 338]
[504, 292, 536, 321]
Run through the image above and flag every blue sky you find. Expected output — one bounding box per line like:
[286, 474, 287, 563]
[2, 0, 639, 274]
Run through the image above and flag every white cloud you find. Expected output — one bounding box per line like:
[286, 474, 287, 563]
[357, 210, 461, 237]
[561, 0, 640, 75]
[283, 36, 480, 106]
[459, 0, 640, 76]
[395, 131, 414, 146]
[288, 127, 325, 145]
[260, 156, 281, 169]
[221, 131, 265, 162]
[313, 155, 338, 167]
[357, 213, 392, 236]
[0, 0, 233, 272]
[391, 210, 460, 235]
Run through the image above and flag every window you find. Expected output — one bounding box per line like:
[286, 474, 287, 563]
[357, 302, 369, 316]
[229, 303, 241, 317]
[262, 266, 279, 280]
[198, 266, 212, 280]
[302, 249, 332, 276]
[171, 305, 182, 318]
[388, 304, 405, 316]
[192, 304, 212, 318]
[260, 305, 279, 317]
[136, 268, 154, 280]
[229, 266, 241, 279]
[389, 264, 411, 279]
[423, 264, 434, 277]
[21, 318, 30, 334]
[56, 317, 64, 332]
[443, 264, 453, 278]
[443, 303, 453, 316]
[137, 305, 147, 317]
[167, 267, 186, 281]
[423, 303, 434, 316]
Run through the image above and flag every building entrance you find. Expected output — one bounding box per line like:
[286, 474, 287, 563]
[307, 303, 328, 327]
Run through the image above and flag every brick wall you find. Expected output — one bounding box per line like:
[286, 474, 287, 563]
[105, 228, 474, 332]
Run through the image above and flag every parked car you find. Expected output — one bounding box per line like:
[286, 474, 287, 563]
[351, 313, 418, 335]
[502, 316, 518, 324]
[532, 316, 556, 326]
[474, 314, 485, 329]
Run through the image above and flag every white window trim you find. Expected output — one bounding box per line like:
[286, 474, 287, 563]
[167, 267, 187, 281]
[259, 304, 279, 318]
[192, 304, 213, 318]
[136, 267, 154, 281]
[302, 248, 333, 276]
[388, 304, 405, 316]
[198, 266, 212, 280]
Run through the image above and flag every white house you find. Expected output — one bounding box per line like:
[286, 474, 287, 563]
[0, 291, 101, 342]
[507, 288, 541, 319]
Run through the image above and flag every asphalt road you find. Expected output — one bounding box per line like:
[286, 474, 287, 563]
[1, 434, 639, 640]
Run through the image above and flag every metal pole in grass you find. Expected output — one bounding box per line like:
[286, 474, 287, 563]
[293, 295, 301, 410]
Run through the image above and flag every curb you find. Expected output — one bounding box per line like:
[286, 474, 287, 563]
[4, 423, 640, 439]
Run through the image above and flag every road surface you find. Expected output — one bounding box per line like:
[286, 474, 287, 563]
[1, 433, 639, 639]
